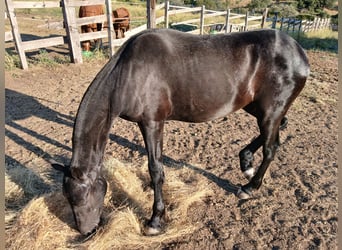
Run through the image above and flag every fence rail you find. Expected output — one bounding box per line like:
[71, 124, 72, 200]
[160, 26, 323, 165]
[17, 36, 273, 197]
[165, 3, 267, 35]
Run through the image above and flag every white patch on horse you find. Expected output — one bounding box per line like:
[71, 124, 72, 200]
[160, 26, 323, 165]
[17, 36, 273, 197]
[243, 168, 255, 180]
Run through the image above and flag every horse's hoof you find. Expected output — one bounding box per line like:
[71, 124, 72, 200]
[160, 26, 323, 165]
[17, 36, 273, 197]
[143, 226, 162, 236]
[243, 168, 255, 181]
[236, 187, 251, 199]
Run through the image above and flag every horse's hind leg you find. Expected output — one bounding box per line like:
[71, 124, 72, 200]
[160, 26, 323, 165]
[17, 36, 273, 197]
[239, 116, 287, 181]
[138, 120, 165, 235]
[237, 113, 284, 199]
[239, 135, 262, 180]
[237, 99, 291, 199]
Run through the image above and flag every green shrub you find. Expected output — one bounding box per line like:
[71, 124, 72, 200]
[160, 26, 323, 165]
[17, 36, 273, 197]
[5, 50, 21, 70]
[269, 3, 299, 18]
[331, 14, 338, 25]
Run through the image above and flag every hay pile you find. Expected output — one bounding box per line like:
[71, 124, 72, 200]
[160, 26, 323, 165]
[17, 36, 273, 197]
[5, 165, 53, 227]
[6, 157, 213, 249]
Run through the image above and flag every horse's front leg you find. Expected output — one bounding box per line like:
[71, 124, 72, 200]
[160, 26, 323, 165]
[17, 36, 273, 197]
[138, 120, 165, 236]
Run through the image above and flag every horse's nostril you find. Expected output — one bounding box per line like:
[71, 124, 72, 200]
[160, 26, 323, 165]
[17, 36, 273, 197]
[83, 228, 97, 241]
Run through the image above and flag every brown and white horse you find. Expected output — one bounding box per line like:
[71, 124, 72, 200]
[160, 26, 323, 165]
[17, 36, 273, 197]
[53, 29, 309, 237]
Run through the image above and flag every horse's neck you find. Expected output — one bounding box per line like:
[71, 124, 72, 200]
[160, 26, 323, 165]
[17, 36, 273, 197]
[71, 76, 114, 174]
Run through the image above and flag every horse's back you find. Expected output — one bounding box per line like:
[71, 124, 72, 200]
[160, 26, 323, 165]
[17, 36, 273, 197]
[113, 7, 130, 27]
[114, 29, 309, 122]
[123, 29, 308, 76]
[79, 5, 104, 17]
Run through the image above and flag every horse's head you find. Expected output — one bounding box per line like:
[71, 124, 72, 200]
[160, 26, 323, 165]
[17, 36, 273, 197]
[52, 162, 107, 236]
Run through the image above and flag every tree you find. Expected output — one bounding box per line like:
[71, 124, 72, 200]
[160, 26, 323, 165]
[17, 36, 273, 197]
[296, 0, 335, 10]
[248, 0, 272, 11]
[270, 3, 299, 18]
[186, 0, 228, 9]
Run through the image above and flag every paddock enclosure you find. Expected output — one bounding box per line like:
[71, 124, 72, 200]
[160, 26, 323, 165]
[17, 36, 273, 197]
[5, 29, 338, 249]
[3, 2, 338, 249]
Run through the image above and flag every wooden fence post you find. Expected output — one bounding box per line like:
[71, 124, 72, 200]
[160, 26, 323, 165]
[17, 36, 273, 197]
[200, 5, 205, 34]
[62, 0, 82, 64]
[164, 1, 169, 28]
[147, 0, 156, 29]
[297, 19, 302, 39]
[286, 19, 290, 32]
[105, 0, 114, 55]
[261, 8, 268, 28]
[313, 17, 318, 30]
[5, 0, 28, 69]
[280, 17, 284, 30]
[271, 12, 278, 29]
[225, 8, 230, 33]
[244, 11, 248, 31]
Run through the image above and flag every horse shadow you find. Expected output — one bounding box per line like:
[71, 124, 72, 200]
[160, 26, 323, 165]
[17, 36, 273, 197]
[5, 88, 239, 232]
[5, 89, 74, 197]
[5, 88, 74, 156]
[108, 134, 239, 195]
[6, 88, 238, 194]
[6, 33, 69, 61]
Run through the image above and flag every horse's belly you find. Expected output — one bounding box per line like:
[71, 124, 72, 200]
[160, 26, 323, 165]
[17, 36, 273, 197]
[169, 86, 240, 122]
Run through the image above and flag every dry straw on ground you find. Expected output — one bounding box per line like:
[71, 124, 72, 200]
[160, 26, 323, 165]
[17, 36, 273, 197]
[6, 157, 213, 249]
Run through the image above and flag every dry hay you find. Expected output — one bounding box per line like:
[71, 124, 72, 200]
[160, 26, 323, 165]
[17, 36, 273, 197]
[6, 157, 213, 249]
[5, 166, 52, 227]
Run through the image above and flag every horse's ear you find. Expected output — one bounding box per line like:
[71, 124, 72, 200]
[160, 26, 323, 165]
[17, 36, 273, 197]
[50, 159, 71, 177]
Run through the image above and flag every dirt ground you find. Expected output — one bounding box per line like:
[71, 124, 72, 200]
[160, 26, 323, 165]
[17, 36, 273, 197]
[5, 44, 338, 249]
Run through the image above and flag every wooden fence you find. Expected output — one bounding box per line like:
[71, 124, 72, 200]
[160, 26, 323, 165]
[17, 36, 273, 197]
[165, 3, 268, 34]
[111, 3, 268, 47]
[271, 16, 332, 34]
[5, 0, 115, 69]
[6, 1, 331, 70]
[6, 1, 267, 69]
[301, 17, 331, 32]
[5, 0, 65, 69]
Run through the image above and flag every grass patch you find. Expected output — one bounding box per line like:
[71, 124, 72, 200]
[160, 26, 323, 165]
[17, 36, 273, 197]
[82, 48, 110, 62]
[30, 49, 70, 68]
[5, 50, 21, 70]
[15, 7, 63, 19]
[294, 29, 338, 53]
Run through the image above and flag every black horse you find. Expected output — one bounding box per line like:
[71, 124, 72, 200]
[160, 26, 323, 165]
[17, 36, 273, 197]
[52, 28, 310, 236]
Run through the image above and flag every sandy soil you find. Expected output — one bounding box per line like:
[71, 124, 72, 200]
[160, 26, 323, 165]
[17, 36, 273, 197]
[5, 47, 337, 249]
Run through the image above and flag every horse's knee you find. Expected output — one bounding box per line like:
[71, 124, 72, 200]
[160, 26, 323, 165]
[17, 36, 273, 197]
[149, 162, 164, 185]
[154, 200, 165, 214]
[263, 145, 277, 162]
